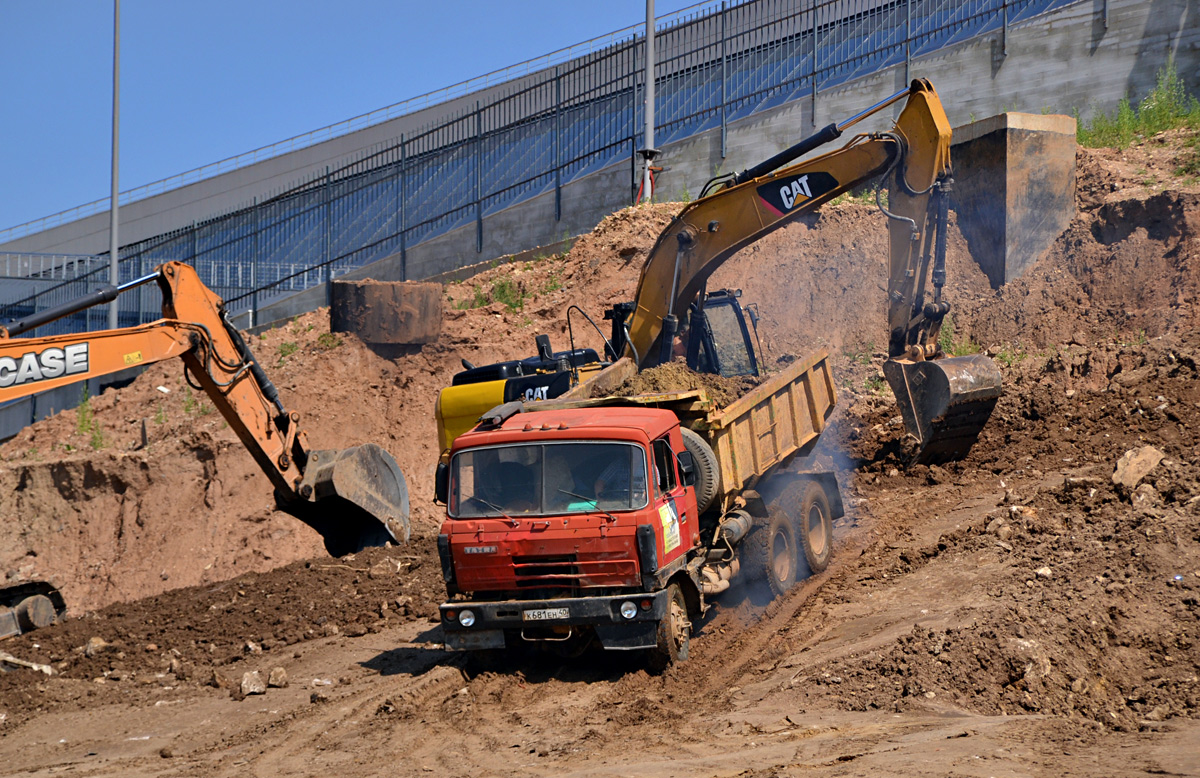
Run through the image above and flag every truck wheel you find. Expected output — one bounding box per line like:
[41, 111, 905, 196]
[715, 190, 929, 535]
[649, 583, 690, 671]
[681, 427, 720, 514]
[742, 512, 798, 598]
[14, 595, 57, 633]
[793, 481, 833, 574]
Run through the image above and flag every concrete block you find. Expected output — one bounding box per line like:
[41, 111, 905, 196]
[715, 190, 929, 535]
[951, 112, 1077, 288]
[329, 279, 442, 345]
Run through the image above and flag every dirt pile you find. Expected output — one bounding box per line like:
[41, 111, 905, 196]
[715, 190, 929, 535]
[611, 360, 763, 406]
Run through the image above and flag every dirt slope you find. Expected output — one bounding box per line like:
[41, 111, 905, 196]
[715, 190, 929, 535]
[0, 132, 1198, 776]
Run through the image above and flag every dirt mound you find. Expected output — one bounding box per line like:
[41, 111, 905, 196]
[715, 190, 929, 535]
[969, 191, 1200, 350]
[0, 541, 443, 718]
[612, 360, 762, 406]
[784, 330, 1200, 728]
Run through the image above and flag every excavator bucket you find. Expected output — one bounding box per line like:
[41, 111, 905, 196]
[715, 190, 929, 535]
[882, 354, 1003, 466]
[282, 443, 410, 557]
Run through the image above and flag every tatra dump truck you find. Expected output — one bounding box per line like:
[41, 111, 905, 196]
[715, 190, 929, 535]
[432, 81, 1003, 665]
[436, 350, 840, 664]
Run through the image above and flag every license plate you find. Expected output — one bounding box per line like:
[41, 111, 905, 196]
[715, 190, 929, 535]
[522, 607, 569, 622]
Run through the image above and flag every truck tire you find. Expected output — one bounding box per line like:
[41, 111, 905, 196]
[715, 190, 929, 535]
[741, 512, 798, 598]
[782, 480, 833, 575]
[648, 582, 690, 672]
[681, 427, 720, 514]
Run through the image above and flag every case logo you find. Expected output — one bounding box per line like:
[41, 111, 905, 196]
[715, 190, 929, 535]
[0, 343, 89, 389]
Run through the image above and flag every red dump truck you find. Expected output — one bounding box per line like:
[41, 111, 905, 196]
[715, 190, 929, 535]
[434, 350, 841, 665]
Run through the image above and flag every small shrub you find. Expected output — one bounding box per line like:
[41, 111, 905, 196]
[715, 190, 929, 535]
[317, 332, 342, 350]
[154, 403, 166, 425]
[491, 278, 526, 312]
[182, 386, 197, 415]
[1078, 56, 1200, 149]
[278, 341, 299, 364]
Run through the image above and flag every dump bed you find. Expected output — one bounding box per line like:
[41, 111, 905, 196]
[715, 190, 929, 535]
[551, 349, 837, 508]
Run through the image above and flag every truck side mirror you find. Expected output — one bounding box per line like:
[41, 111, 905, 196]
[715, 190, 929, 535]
[434, 462, 449, 505]
[677, 451, 697, 487]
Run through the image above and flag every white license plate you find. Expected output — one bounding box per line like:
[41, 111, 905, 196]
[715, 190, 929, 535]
[522, 607, 569, 622]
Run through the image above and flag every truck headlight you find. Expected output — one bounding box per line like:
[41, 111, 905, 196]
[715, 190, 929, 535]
[619, 601, 638, 620]
[458, 609, 476, 628]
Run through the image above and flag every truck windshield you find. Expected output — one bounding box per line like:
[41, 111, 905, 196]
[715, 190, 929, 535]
[449, 441, 649, 518]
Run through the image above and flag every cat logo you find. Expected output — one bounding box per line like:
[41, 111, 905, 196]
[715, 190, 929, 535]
[0, 342, 89, 389]
[757, 171, 839, 215]
[523, 385, 550, 402]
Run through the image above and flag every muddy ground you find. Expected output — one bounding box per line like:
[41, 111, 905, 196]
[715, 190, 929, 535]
[0, 131, 1198, 776]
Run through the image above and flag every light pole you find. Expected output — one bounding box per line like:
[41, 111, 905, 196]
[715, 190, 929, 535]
[638, 0, 659, 203]
[108, 0, 120, 329]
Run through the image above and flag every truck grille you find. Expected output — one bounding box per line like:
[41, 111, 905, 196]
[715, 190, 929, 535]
[511, 554, 636, 588]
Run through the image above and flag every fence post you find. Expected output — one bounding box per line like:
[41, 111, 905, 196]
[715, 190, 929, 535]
[810, 3, 818, 128]
[905, 0, 912, 83]
[630, 43, 639, 205]
[251, 196, 259, 328]
[1002, 0, 1009, 56]
[475, 101, 483, 253]
[398, 134, 407, 281]
[720, 0, 728, 159]
[554, 67, 562, 222]
[324, 166, 332, 305]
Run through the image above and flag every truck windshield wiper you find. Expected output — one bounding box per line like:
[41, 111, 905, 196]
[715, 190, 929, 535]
[471, 496, 521, 527]
[558, 489, 617, 523]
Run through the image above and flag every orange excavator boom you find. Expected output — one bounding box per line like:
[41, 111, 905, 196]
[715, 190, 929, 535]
[0, 261, 408, 556]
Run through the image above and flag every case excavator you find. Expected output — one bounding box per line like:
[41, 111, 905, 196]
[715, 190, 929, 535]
[0, 261, 410, 637]
[437, 79, 1002, 464]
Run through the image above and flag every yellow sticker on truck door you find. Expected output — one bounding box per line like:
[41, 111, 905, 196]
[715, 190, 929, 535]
[659, 500, 681, 554]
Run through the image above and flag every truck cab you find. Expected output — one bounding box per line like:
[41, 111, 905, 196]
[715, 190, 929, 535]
[436, 406, 700, 658]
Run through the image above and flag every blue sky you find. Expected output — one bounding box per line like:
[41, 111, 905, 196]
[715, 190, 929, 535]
[0, 1, 700, 232]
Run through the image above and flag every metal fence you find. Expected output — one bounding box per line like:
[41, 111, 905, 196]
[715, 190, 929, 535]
[1, 0, 1077, 336]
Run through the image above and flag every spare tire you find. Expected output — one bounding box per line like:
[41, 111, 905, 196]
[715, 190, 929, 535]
[680, 427, 720, 514]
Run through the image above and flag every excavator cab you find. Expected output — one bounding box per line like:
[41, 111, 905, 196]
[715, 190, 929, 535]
[685, 290, 760, 378]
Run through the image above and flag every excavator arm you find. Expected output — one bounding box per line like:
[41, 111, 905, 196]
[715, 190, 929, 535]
[610, 80, 1001, 463]
[0, 261, 409, 555]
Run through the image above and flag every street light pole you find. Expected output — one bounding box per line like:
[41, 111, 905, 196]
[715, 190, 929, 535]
[638, 0, 659, 203]
[108, 0, 120, 329]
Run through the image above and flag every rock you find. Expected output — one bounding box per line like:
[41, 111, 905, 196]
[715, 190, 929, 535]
[311, 691, 331, 704]
[244, 641, 263, 654]
[267, 667, 289, 688]
[368, 560, 400, 580]
[84, 637, 110, 658]
[997, 525, 1014, 542]
[321, 623, 340, 638]
[1112, 446, 1165, 490]
[240, 671, 267, 696]
[1036, 567, 1052, 579]
[159, 747, 174, 759]
[927, 465, 949, 485]
[1132, 483, 1162, 509]
[209, 668, 236, 690]
[145, 643, 158, 653]
[986, 517, 1006, 535]
[343, 623, 368, 638]
[1070, 677, 1088, 694]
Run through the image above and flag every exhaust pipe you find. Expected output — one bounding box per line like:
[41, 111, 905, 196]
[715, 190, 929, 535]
[280, 443, 410, 557]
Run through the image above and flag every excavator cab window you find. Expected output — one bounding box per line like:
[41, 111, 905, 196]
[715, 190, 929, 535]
[687, 291, 759, 378]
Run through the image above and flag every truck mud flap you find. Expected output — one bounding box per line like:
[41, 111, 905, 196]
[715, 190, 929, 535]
[595, 622, 658, 650]
[883, 354, 1002, 466]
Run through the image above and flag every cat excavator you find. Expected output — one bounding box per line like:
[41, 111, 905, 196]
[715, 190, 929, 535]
[438, 79, 1002, 464]
[0, 261, 410, 637]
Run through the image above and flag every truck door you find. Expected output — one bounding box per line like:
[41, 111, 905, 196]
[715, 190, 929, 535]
[652, 436, 695, 566]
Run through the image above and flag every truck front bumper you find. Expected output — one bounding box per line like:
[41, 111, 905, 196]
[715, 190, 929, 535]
[440, 590, 670, 652]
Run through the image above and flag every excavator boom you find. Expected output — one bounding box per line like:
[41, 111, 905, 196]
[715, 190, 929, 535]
[0, 262, 409, 556]
[613, 80, 1001, 463]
